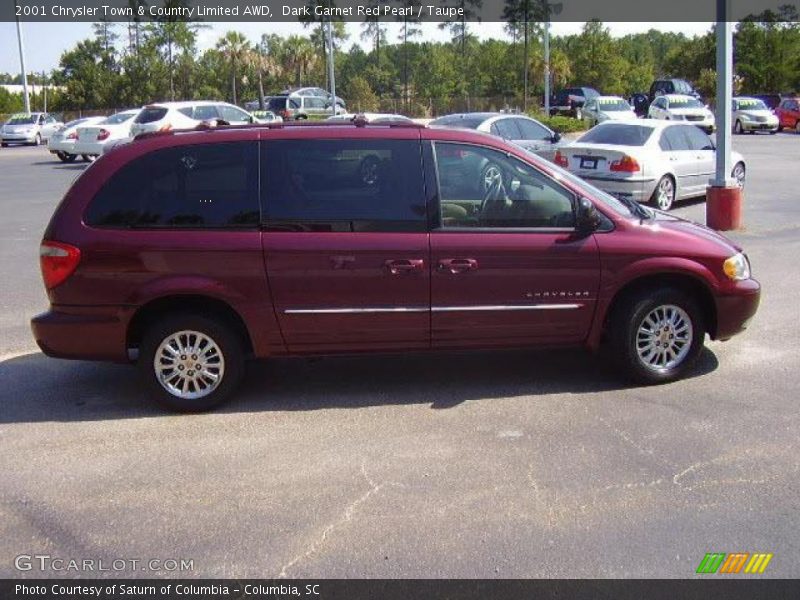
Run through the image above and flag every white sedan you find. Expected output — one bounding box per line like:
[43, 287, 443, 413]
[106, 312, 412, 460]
[732, 97, 779, 134]
[582, 96, 638, 128]
[648, 94, 715, 134]
[554, 120, 745, 211]
[74, 109, 142, 161]
[48, 116, 106, 162]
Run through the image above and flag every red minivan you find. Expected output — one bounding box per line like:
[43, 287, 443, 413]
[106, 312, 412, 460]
[31, 121, 760, 411]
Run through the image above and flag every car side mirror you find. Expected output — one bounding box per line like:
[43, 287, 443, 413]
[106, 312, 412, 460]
[576, 197, 600, 235]
[551, 132, 562, 143]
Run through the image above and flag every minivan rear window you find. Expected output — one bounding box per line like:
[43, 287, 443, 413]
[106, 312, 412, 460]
[262, 139, 426, 231]
[85, 142, 259, 229]
[134, 107, 168, 124]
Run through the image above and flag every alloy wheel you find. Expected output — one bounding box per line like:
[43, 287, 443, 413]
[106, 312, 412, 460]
[732, 163, 746, 188]
[153, 330, 225, 400]
[635, 304, 694, 372]
[655, 176, 675, 210]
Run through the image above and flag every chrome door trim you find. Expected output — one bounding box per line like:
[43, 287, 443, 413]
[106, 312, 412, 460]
[285, 304, 582, 315]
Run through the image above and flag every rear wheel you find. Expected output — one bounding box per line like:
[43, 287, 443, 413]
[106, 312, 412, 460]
[650, 175, 676, 211]
[81, 154, 95, 162]
[139, 314, 245, 412]
[609, 288, 705, 384]
[63, 153, 77, 163]
[732, 162, 746, 189]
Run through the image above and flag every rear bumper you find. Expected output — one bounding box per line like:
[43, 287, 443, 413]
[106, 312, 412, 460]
[31, 306, 131, 362]
[73, 141, 103, 155]
[576, 174, 657, 203]
[714, 279, 761, 340]
[48, 140, 76, 154]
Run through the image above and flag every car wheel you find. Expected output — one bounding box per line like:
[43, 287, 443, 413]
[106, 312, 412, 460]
[63, 153, 77, 163]
[1, 142, 7, 148]
[56, 151, 67, 162]
[734, 120, 743, 134]
[650, 175, 676, 211]
[139, 314, 245, 412]
[81, 154, 95, 162]
[609, 287, 705, 384]
[732, 162, 746, 189]
[30, 134, 42, 146]
[480, 162, 503, 193]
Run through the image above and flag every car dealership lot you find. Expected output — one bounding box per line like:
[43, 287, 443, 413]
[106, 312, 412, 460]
[0, 134, 798, 577]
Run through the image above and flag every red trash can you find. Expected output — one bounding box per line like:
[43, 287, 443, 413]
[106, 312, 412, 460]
[706, 186, 743, 231]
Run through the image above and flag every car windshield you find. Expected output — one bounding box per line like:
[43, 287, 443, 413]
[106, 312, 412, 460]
[430, 115, 486, 129]
[597, 99, 631, 111]
[670, 98, 704, 109]
[103, 112, 137, 125]
[577, 124, 654, 146]
[736, 98, 768, 111]
[8, 115, 36, 125]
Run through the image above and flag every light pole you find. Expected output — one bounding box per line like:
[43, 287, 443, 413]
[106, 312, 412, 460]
[14, 0, 31, 113]
[543, 2, 562, 117]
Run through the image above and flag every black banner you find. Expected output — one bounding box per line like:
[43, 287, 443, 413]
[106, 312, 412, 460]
[3, 0, 798, 23]
[4, 579, 800, 600]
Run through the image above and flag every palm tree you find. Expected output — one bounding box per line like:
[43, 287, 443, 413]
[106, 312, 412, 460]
[282, 36, 317, 87]
[217, 31, 250, 105]
[247, 43, 282, 109]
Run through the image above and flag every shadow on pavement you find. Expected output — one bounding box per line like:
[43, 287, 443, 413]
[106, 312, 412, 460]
[0, 347, 719, 424]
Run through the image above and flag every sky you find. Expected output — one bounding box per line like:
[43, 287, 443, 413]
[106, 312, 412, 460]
[0, 21, 713, 75]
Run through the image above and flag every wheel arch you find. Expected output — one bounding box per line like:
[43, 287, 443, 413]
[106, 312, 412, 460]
[127, 295, 255, 357]
[600, 271, 718, 344]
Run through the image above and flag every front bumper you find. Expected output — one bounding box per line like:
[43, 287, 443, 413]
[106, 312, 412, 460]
[714, 278, 761, 340]
[31, 306, 132, 362]
[740, 120, 778, 132]
[2, 133, 36, 144]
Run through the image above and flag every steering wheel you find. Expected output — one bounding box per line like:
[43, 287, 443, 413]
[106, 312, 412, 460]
[480, 176, 506, 215]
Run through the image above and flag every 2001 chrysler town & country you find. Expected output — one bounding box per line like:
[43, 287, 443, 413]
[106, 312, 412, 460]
[31, 120, 760, 411]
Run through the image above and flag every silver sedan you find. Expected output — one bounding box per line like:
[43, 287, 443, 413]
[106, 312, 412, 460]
[554, 121, 745, 211]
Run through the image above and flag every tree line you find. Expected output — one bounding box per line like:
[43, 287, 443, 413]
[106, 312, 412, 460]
[1, 6, 799, 117]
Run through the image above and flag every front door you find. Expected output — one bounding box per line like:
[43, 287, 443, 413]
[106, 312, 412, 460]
[428, 140, 601, 348]
[261, 134, 430, 352]
[659, 126, 700, 197]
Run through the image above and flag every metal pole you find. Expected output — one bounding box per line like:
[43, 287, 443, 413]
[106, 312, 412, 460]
[712, 2, 734, 186]
[327, 10, 336, 116]
[14, 0, 31, 113]
[544, 19, 550, 116]
[522, 0, 529, 112]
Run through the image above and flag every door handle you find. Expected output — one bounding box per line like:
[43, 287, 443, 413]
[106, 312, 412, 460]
[385, 259, 424, 275]
[438, 258, 479, 274]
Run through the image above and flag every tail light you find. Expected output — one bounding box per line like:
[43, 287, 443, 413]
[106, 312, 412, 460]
[97, 129, 110, 141]
[610, 155, 641, 173]
[66, 131, 77, 140]
[39, 241, 81, 289]
[554, 150, 569, 168]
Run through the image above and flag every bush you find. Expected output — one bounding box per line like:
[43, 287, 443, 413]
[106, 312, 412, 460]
[528, 112, 588, 134]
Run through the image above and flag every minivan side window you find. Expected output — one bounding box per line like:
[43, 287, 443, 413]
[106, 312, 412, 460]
[262, 139, 426, 232]
[434, 143, 575, 229]
[85, 142, 259, 229]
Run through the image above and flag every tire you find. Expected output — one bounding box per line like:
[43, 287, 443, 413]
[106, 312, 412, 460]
[63, 153, 77, 163]
[138, 314, 245, 412]
[734, 120, 743, 134]
[0, 142, 7, 148]
[609, 287, 705, 384]
[81, 154, 95, 162]
[732, 162, 746, 189]
[56, 151, 67, 162]
[650, 175, 676, 211]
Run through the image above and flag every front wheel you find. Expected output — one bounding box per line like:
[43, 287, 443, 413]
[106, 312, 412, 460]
[734, 120, 743, 134]
[139, 314, 245, 412]
[609, 288, 705, 384]
[81, 154, 96, 162]
[732, 162, 746, 189]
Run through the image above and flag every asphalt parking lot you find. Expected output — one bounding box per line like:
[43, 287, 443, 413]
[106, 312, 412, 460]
[1, 133, 798, 578]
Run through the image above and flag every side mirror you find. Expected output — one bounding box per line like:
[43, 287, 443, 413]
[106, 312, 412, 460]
[551, 132, 562, 143]
[576, 197, 600, 234]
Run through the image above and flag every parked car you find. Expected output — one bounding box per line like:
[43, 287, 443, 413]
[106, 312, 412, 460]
[282, 86, 346, 109]
[731, 97, 779, 134]
[327, 113, 412, 124]
[265, 94, 345, 120]
[129, 101, 260, 137]
[648, 94, 715, 134]
[582, 96, 638, 127]
[550, 87, 600, 119]
[73, 109, 142, 161]
[47, 116, 106, 162]
[775, 97, 800, 133]
[649, 78, 702, 103]
[1, 112, 62, 147]
[554, 121, 745, 211]
[31, 121, 760, 411]
[430, 112, 565, 162]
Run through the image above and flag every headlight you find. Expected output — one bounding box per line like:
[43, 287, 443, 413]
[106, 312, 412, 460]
[723, 252, 751, 281]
